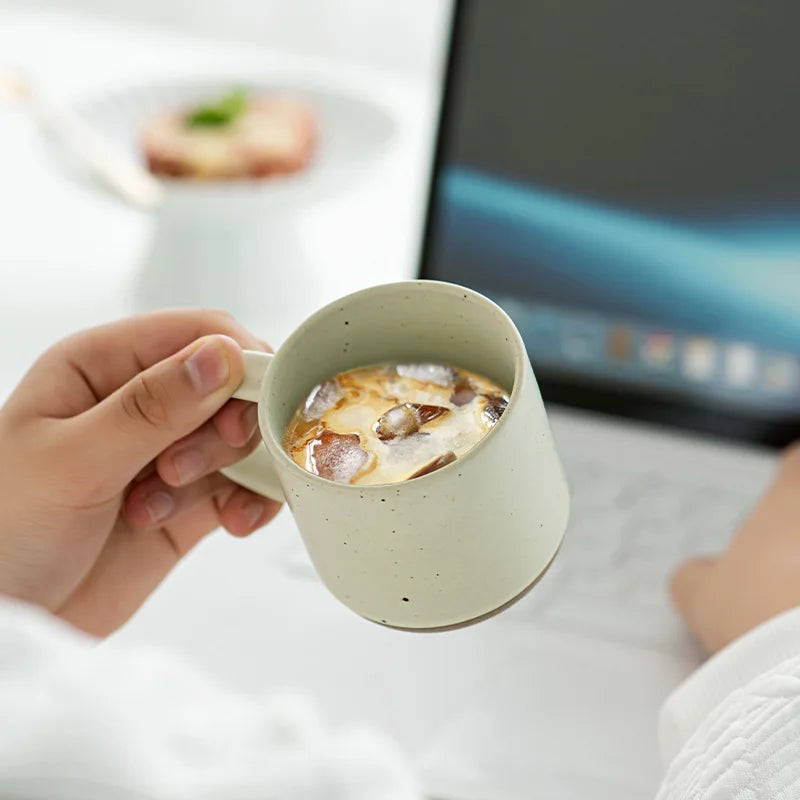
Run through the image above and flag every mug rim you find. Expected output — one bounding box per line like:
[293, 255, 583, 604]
[259, 280, 529, 491]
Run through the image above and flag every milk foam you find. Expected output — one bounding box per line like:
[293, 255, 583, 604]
[283, 364, 509, 485]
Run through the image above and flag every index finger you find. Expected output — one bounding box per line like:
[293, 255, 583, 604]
[25, 309, 270, 418]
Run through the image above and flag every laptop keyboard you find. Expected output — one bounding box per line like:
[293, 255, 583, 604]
[274, 454, 763, 650]
[516, 455, 758, 649]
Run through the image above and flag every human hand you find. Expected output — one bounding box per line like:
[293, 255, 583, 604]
[0, 309, 281, 636]
[671, 445, 800, 654]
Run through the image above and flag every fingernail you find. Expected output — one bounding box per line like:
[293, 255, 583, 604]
[145, 491, 175, 524]
[184, 338, 231, 396]
[243, 500, 265, 529]
[172, 448, 207, 484]
[242, 404, 259, 441]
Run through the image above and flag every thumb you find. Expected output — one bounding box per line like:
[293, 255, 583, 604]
[73, 335, 246, 490]
[670, 556, 717, 633]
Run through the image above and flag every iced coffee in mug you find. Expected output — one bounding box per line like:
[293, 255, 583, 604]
[283, 363, 509, 485]
[221, 281, 569, 630]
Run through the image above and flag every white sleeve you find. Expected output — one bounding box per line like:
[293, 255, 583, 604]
[657, 607, 800, 800]
[0, 598, 421, 800]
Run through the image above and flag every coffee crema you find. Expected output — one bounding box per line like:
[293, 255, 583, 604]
[282, 363, 509, 485]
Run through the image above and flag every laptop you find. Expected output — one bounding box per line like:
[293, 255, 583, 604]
[413, 0, 800, 796]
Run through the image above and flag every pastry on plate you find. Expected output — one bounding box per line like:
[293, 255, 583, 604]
[142, 90, 316, 180]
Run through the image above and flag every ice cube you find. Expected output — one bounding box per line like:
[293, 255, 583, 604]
[374, 404, 418, 440]
[307, 430, 369, 483]
[407, 451, 457, 480]
[302, 379, 342, 421]
[374, 403, 449, 441]
[396, 363, 456, 387]
[450, 378, 476, 407]
[481, 396, 508, 428]
[415, 404, 449, 425]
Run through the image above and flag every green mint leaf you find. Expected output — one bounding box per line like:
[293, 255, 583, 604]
[186, 89, 248, 128]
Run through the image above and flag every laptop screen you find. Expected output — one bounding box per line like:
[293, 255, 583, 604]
[421, 0, 800, 446]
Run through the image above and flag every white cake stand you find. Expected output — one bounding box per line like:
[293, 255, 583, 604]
[52, 77, 395, 327]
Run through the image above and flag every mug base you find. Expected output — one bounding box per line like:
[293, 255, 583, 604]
[372, 544, 561, 633]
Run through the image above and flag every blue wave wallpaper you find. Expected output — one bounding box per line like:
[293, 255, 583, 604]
[438, 167, 800, 352]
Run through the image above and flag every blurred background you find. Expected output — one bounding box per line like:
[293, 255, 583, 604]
[26, 0, 446, 76]
[0, 3, 473, 792]
[0, 0, 451, 391]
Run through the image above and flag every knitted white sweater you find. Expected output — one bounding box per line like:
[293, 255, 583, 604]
[3, 597, 799, 799]
[658, 607, 800, 799]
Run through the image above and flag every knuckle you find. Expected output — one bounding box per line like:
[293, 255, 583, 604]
[781, 441, 800, 471]
[205, 308, 238, 328]
[41, 333, 87, 367]
[668, 566, 687, 604]
[121, 373, 172, 430]
[669, 561, 700, 605]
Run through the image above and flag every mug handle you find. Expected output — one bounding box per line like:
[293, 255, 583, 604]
[219, 350, 285, 502]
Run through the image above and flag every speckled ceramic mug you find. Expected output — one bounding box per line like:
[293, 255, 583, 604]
[222, 281, 569, 630]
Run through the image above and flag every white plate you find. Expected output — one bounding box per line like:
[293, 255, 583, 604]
[53, 75, 396, 208]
